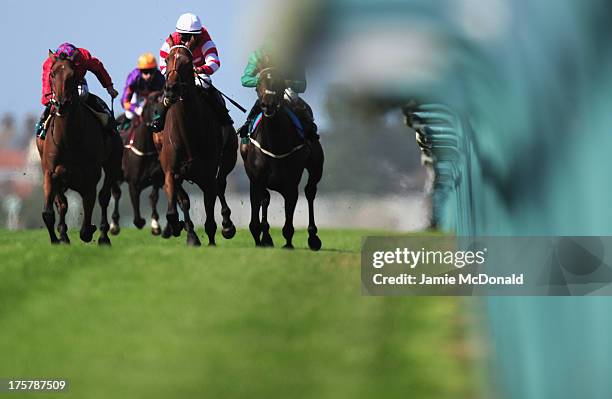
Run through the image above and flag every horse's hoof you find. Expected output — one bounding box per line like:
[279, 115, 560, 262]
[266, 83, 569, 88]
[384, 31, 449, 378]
[172, 221, 184, 237]
[110, 223, 121, 235]
[187, 234, 201, 247]
[222, 224, 236, 239]
[166, 214, 182, 237]
[308, 236, 322, 251]
[261, 235, 274, 247]
[98, 236, 112, 246]
[151, 219, 161, 236]
[133, 218, 146, 229]
[283, 244, 294, 250]
[60, 236, 71, 245]
[161, 225, 172, 239]
[80, 225, 97, 243]
[50, 238, 61, 245]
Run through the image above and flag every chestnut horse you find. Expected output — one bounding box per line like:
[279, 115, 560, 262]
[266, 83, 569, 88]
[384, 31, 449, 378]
[242, 67, 323, 250]
[159, 45, 221, 246]
[112, 92, 165, 236]
[37, 54, 123, 245]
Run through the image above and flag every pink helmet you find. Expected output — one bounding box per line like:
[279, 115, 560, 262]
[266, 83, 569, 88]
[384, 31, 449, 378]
[54, 42, 78, 60]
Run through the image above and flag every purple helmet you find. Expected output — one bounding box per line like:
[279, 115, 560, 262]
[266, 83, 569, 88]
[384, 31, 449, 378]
[54, 42, 78, 60]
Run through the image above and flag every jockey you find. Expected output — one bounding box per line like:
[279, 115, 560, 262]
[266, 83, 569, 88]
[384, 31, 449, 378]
[149, 12, 233, 133]
[35, 42, 119, 139]
[237, 42, 318, 142]
[121, 53, 165, 120]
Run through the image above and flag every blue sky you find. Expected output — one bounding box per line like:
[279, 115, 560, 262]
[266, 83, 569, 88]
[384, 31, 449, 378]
[0, 0, 325, 126]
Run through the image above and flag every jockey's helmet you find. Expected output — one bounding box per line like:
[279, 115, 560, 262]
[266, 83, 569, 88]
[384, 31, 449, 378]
[176, 13, 202, 34]
[54, 43, 78, 61]
[137, 53, 157, 70]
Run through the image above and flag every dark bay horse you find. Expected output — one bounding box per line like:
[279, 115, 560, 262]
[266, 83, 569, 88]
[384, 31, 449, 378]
[159, 45, 221, 246]
[242, 67, 324, 250]
[37, 54, 123, 245]
[112, 92, 165, 235]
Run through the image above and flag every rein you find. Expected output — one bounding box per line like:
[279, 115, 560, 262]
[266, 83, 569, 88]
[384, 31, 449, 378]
[249, 137, 305, 159]
[163, 46, 194, 107]
[124, 143, 158, 157]
[168, 45, 193, 57]
[48, 93, 78, 148]
[258, 67, 276, 78]
[257, 67, 283, 117]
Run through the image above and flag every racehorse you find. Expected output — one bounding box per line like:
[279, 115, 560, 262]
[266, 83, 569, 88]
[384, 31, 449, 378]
[158, 45, 221, 246]
[111, 92, 165, 236]
[37, 53, 123, 245]
[242, 67, 323, 250]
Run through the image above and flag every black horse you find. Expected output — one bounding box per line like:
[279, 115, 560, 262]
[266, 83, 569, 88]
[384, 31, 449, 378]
[110, 92, 165, 235]
[242, 67, 324, 250]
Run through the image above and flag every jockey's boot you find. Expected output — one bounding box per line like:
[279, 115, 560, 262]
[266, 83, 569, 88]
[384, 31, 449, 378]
[237, 101, 262, 144]
[35, 104, 52, 140]
[236, 124, 249, 144]
[85, 94, 118, 136]
[116, 113, 131, 133]
[305, 120, 319, 142]
[294, 103, 319, 141]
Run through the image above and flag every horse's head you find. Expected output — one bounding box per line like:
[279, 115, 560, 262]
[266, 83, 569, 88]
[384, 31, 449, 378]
[163, 45, 194, 106]
[257, 67, 286, 117]
[49, 53, 78, 116]
[143, 91, 164, 124]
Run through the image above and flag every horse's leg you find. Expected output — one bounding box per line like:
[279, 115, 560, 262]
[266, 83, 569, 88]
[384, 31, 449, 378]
[129, 182, 146, 229]
[110, 182, 121, 235]
[218, 128, 237, 239]
[282, 188, 298, 249]
[150, 186, 162, 236]
[42, 171, 60, 244]
[260, 189, 274, 247]
[201, 181, 218, 246]
[97, 174, 113, 246]
[248, 182, 263, 247]
[79, 186, 97, 243]
[55, 192, 70, 244]
[177, 187, 200, 246]
[217, 173, 237, 240]
[305, 143, 324, 251]
[163, 171, 183, 238]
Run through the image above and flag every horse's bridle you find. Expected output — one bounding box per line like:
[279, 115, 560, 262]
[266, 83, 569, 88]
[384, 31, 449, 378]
[49, 79, 77, 117]
[49, 95, 74, 117]
[258, 67, 283, 117]
[163, 45, 194, 106]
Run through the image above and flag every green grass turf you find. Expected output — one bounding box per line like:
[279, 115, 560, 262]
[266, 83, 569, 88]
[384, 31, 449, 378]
[0, 228, 476, 398]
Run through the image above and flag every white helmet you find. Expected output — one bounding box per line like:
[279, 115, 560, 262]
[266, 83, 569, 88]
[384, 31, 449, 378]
[176, 13, 202, 34]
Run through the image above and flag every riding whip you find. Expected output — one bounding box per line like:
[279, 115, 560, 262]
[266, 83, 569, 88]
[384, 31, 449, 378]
[210, 83, 247, 113]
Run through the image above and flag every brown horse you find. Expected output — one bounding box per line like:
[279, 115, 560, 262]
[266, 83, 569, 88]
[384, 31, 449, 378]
[37, 54, 123, 245]
[159, 45, 221, 246]
[242, 67, 323, 250]
[112, 92, 165, 235]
